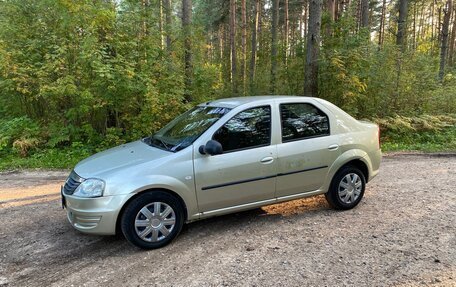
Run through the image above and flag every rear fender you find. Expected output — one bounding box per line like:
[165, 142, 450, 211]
[321, 149, 370, 192]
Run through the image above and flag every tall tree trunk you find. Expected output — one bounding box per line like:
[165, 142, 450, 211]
[230, 0, 237, 95]
[394, 0, 408, 109]
[378, 0, 386, 46]
[337, 0, 344, 20]
[418, 0, 425, 42]
[396, 0, 408, 50]
[223, 23, 230, 90]
[241, 0, 247, 95]
[304, 0, 308, 38]
[284, 0, 290, 66]
[438, 7, 442, 44]
[412, 2, 417, 49]
[258, 0, 264, 53]
[290, 6, 296, 58]
[429, 0, 435, 41]
[163, 0, 172, 52]
[159, 0, 164, 49]
[299, 3, 304, 40]
[439, 0, 453, 80]
[431, 0, 435, 45]
[327, 0, 336, 21]
[182, 0, 192, 102]
[304, 0, 323, 97]
[356, 0, 361, 32]
[361, 0, 369, 28]
[270, 0, 279, 93]
[449, 7, 456, 65]
[140, 0, 150, 64]
[205, 3, 212, 61]
[218, 25, 223, 62]
[141, 0, 149, 37]
[249, 0, 260, 94]
[326, 0, 336, 36]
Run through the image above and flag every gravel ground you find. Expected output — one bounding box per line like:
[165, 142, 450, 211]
[0, 154, 455, 287]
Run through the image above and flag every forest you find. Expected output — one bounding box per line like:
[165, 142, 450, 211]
[0, 0, 455, 169]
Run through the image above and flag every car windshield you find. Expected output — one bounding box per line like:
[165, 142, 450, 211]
[144, 106, 231, 152]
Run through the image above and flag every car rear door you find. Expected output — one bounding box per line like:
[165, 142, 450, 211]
[275, 102, 340, 198]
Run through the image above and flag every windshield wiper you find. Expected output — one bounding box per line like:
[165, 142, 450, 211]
[146, 136, 173, 151]
[155, 137, 171, 151]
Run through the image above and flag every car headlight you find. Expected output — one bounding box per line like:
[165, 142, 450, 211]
[73, 178, 105, 198]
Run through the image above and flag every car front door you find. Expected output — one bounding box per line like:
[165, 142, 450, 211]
[194, 105, 277, 213]
[275, 102, 340, 198]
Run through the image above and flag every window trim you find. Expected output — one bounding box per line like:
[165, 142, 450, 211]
[211, 105, 272, 154]
[279, 102, 331, 143]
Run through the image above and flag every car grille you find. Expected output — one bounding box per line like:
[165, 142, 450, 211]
[63, 170, 85, 195]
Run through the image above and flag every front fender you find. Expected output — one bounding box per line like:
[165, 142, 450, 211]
[108, 174, 199, 222]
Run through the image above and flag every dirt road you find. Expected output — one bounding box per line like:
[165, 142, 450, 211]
[0, 155, 455, 287]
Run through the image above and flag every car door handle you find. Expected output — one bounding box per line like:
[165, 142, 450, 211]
[328, 144, 339, 151]
[260, 156, 274, 164]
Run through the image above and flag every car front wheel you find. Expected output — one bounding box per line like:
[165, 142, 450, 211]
[120, 191, 184, 249]
[325, 166, 366, 210]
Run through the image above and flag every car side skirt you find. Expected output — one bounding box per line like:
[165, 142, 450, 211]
[192, 189, 326, 221]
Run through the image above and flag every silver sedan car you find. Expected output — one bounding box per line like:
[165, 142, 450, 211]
[61, 96, 381, 249]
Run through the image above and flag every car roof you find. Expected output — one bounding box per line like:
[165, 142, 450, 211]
[200, 95, 316, 108]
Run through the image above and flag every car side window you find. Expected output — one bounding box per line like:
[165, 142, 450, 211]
[213, 106, 271, 153]
[280, 103, 330, 142]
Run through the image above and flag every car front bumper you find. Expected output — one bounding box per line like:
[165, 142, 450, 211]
[62, 191, 134, 235]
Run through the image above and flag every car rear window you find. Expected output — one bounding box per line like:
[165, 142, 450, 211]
[280, 103, 330, 142]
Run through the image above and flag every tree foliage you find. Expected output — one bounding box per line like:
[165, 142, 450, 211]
[0, 0, 455, 160]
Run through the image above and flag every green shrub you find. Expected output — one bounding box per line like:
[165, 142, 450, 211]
[0, 117, 43, 156]
[375, 114, 456, 152]
[98, 127, 126, 150]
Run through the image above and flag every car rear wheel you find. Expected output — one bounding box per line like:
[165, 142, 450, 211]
[325, 166, 366, 210]
[121, 191, 184, 249]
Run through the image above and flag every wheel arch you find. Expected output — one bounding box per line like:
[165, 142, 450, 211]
[323, 149, 372, 192]
[115, 188, 189, 235]
[341, 159, 369, 183]
[324, 159, 368, 210]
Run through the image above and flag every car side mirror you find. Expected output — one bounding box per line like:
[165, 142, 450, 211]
[199, 140, 223, 156]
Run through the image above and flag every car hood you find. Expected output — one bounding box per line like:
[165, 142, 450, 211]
[74, 140, 171, 178]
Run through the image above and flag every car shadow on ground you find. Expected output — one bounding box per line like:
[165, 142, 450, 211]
[185, 194, 330, 230]
[55, 195, 331, 255]
[87, 194, 331, 250]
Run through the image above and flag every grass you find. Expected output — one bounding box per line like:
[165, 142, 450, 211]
[0, 148, 91, 171]
[0, 127, 455, 171]
[380, 126, 456, 152]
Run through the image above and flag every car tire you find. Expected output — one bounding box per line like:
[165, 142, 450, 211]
[121, 191, 185, 249]
[325, 165, 366, 210]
